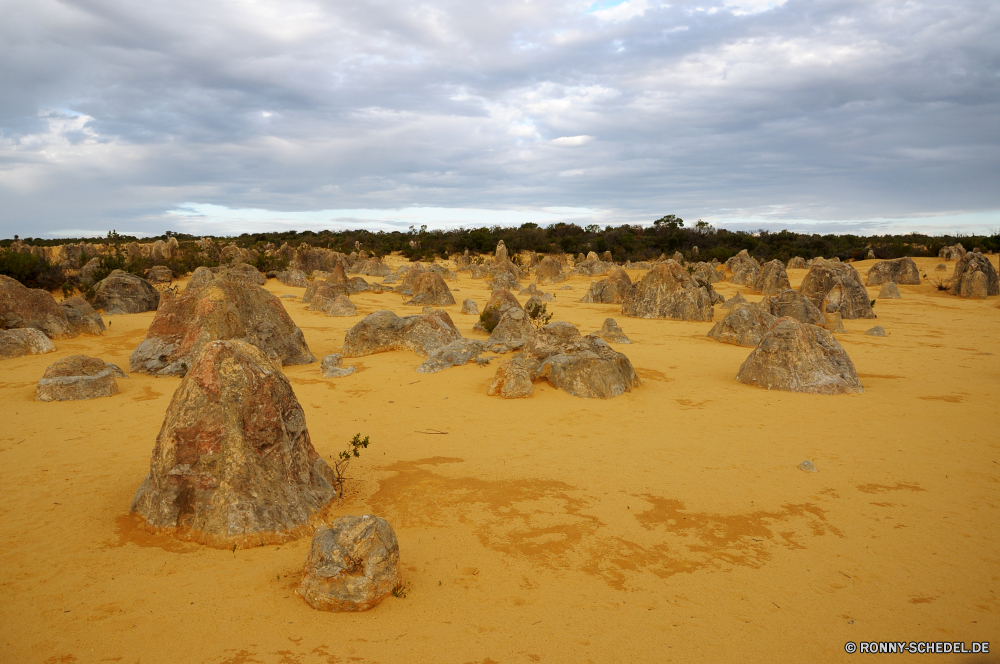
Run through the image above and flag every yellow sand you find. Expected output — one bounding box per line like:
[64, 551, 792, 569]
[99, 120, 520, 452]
[1, 256, 997, 663]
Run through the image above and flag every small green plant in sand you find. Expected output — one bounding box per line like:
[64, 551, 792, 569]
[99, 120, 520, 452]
[332, 433, 370, 499]
[525, 301, 553, 330]
[392, 581, 409, 598]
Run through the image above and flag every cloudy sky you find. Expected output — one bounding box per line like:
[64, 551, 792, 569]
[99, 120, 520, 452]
[1, 0, 998, 238]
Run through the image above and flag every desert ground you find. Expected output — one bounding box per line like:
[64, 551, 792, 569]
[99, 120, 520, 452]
[0, 255, 997, 663]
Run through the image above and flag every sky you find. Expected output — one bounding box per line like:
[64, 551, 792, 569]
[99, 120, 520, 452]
[1, 0, 998, 239]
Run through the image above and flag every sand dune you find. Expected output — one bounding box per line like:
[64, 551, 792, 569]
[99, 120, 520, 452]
[0, 256, 997, 662]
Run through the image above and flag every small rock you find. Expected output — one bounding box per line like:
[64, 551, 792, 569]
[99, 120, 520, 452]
[321, 353, 356, 378]
[722, 292, 748, 309]
[878, 282, 901, 299]
[461, 298, 479, 315]
[864, 326, 887, 336]
[298, 515, 400, 612]
[325, 295, 358, 317]
[36, 355, 126, 401]
[798, 460, 817, 473]
[417, 339, 486, 373]
[592, 318, 631, 344]
[0, 328, 57, 360]
[934, 263, 947, 271]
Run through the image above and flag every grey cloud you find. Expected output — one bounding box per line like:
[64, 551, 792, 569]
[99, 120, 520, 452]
[1, 0, 998, 236]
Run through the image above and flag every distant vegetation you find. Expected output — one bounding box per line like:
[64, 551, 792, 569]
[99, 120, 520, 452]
[2, 217, 998, 292]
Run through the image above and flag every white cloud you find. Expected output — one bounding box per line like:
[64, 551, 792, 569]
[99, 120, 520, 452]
[591, 0, 651, 23]
[550, 135, 595, 146]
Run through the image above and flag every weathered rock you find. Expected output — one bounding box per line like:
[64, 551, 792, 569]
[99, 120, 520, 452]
[352, 258, 392, 277]
[130, 340, 335, 547]
[130, 279, 315, 376]
[722, 292, 748, 309]
[878, 282, 901, 299]
[396, 263, 426, 296]
[299, 515, 400, 612]
[798, 262, 875, 319]
[865, 257, 921, 286]
[949, 252, 999, 298]
[672, 251, 684, 263]
[416, 339, 487, 373]
[277, 270, 309, 287]
[938, 243, 966, 261]
[707, 304, 778, 347]
[186, 266, 216, 291]
[726, 250, 760, 286]
[308, 282, 349, 311]
[217, 263, 267, 286]
[476, 289, 523, 333]
[92, 270, 160, 315]
[60, 296, 105, 335]
[36, 355, 126, 401]
[592, 318, 630, 344]
[823, 308, 847, 333]
[935, 263, 947, 271]
[325, 295, 357, 317]
[691, 261, 721, 284]
[343, 310, 462, 358]
[495, 240, 509, 263]
[735, 318, 863, 394]
[321, 353, 356, 378]
[602, 251, 614, 262]
[404, 272, 456, 307]
[621, 262, 713, 321]
[0, 275, 75, 339]
[535, 256, 563, 283]
[579, 268, 632, 304]
[489, 321, 640, 399]
[752, 260, 791, 295]
[758, 289, 825, 326]
[787, 257, 806, 270]
[79, 258, 102, 286]
[487, 309, 534, 352]
[347, 277, 369, 294]
[0, 328, 57, 359]
[147, 265, 174, 284]
[461, 298, 479, 315]
[864, 326, 887, 336]
[488, 271, 521, 291]
[798, 460, 818, 473]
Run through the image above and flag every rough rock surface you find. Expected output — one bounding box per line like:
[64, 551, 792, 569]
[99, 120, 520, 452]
[487, 309, 534, 352]
[592, 318, 631, 344]
[495, 240, 509, 263]
[736, 318, 863, 394]
[130, 341, 335, 547]
[417, 339, 487, 373]
[130, 279, 315, 376]
[758, 289, 825, 326]
[722, 292, 748, 309]
[878, 282, 901, 299]
[277, 270, 309, 287]
[536, 256, 563, 283]
[298, 515, 400, 612]
[579, 268, 632, 304]
[185, 266, 216, 291]
[147, 266, 174, 284]
[752, 260, 791, 295]
[707, 304, 778, 347]
[216, 263, 267, 286]
[36, 355, 126, 401]
[864, 326, 887, 336]
[325, 295, 357, 317]
[949, 252, 999, 298]
[726, 250, 761, 286]
[823, 306, 847, 333]
[404, 272, 456, 306]
[60, 296, 106, 335]
[489, 321, 639, 399]
[0, 275, 75, 339]
[488, 271, 521, 291]
[343, 310, 462, 358]
[865, 258, 921, 286]
[939, 243, 966, 261]
[92, 270, 160, 315]
[0, 328, 57, 359]
[798, 261, 876, 319]
[476, 289, 523, 333]
[321, 353, 356, 378]
[347, 277, 369, 294]
[396, 263, 425, 296]
[461, 298, 479, 315]
[787, 257, 806, 270]
[935, 263, 947, 271]
[621, 261, 713, 321]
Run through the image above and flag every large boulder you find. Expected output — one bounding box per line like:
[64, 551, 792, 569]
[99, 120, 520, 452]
[939, 243, 966, 261]
[752, 260, 791, 295]
[0, 275, 75, 339]
[949, 252, 999, 298]
[865, 257, 921, 286]
[92, 270, 159, 315]
[130, 279, 315, 376]
[488, 321, 639, 399]
[36, 355, 126, 401]
[722, 292, 748, 309]
[592, 318, 631, 344]
[758, 289, 825, 326]
[217, 263, 266, 286]
[736, 318, 863, 395]
[342, 310, 462, 358]
[495, 240, 509, 263]
[787, 257, 806, 270]
[325, 295, 357, 317]
[147, 266, 174, 284]
[277, 270, 309, 287]
[299, 515, 400, 612]
[0, 328, 56, 359]
[579, 268, 632, 304]
[621, 262, 713, 321]
[475, 289, 523, 333]
[130, 340, 335, 547]
[725, 250, 760, 286]
[536, 256, 563, 283]
[706, 303, 778, 347]
[404, 272, 456, 307]
[487, 309, 534, 352]
[185, 266, 216, 291]
[396, 263, 426, 296]
[60, 296, 106, 335]
[416, 339, 487, 373]
[488, 271, 521, 291]
[351, 258, 392, 278]
[798, 261, 875, 319]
